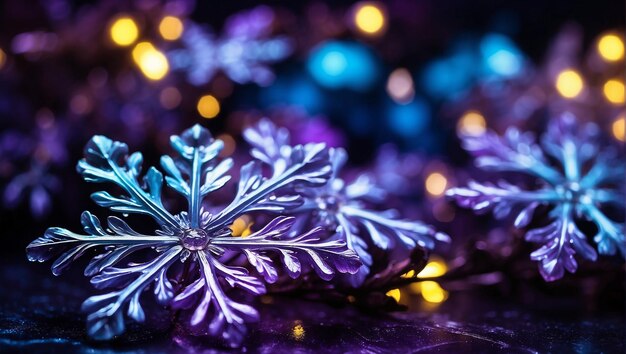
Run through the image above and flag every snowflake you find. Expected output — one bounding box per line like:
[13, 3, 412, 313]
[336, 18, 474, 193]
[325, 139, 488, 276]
[447, 113, 625, 281]
[27, 124, 361, 346]
[168, 6, 292, 86]
[244, 119, 449, 287]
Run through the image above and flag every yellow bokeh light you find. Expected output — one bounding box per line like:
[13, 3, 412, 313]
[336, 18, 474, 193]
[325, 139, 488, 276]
[612, 115, 625, 142]
[110, 16, 139, 46]
[197, 95, 220, 119]
[457, 110, 486, 136]
[386, 288, 401, 302]
[417, 258, 448, 278]
[420, 281, 448, 303]
[354, 3, 385, 35]
[425, 172, 448, 197]
[292, 322, 305, 341]
[230, 215, 253, 237]
[0, 48, 6, 69]
[603, 79, 625, 104]
[401, 269, 416, 278]
[132, 42, 169, 80]
[159, 16, 184, 41]
[598, 33, 624, 62]
[555, 69, 584, 99]
[386, 68, 414, 104]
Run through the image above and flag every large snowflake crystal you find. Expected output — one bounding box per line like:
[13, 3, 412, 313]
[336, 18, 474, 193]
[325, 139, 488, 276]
[244, 119, 449, 287]
[447, 113, 625, 281]
[27, 125, 360, 346]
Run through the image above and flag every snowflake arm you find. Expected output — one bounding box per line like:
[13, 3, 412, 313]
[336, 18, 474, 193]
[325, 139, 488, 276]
[172, 251, 263, 346]
[206, 142, 332, 232]
[526, 203, 597, 281]
[461, 128, 563, 185]
[212, 216, 361, 282]
[77, 135, 180, 229]
[82, 245, 182, 339]
[26, 211, 179, 276]
[161, 124, 233, 228]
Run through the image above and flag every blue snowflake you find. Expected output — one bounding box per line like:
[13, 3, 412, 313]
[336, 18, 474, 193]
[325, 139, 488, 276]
[447, 113, 625, 281]
[27, 124, 360, 346]
[244, 119, 449, 286]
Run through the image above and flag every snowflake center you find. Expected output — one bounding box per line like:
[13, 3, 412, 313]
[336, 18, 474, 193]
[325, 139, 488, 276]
[316, 194, 341, 212]
[180, 228, 211, 250]
[557, 182, 592, 204]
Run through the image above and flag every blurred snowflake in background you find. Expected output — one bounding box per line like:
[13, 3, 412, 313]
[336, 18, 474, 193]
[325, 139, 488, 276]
[448, 113, 625, 281]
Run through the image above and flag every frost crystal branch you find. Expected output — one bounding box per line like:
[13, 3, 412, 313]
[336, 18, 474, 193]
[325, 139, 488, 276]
[27, 124, 360, 346]
[447, 113, 625, 281]
[244, 119, 449, 287]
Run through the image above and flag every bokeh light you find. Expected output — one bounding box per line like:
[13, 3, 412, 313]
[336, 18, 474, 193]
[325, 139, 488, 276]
[230, 215, 253, 237]
[603, 79, 625, 104]
[417, 258, 448, 278]
[555, 69, 583, 98]
[307, 41, 379, 90]
[597, 33, 624, 62]
[387, 98, 430, 137]
[159, 87, 182, 109]
[480, 33, 523, 77]
[420, 281, 449, 303]
[425, 172, 447, 197]
[159, 16, 184, 41]
[613, 115, 625, 142]
[353, 2, 386, 36]
[197, 94, 220, 119]
[132, 42, 169, 80]
[386, 288, 401, 302]
[421, 52, 475, 99]
[109, 16, 139, 46]
[217, 133, 236, 157]
[292, 321, 305, 341]
[457, 110, 486, 136]
[0, 48, 6, 69]
[387, 68, 415, 104]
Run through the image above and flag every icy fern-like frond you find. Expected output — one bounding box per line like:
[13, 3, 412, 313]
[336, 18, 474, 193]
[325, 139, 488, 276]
[27, 124, 360, 347]
[448, 113, 625, 281]
[244, 119, 449, 287]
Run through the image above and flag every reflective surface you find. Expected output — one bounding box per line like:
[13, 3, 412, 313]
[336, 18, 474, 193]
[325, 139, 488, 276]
[0, 261, 623, 353]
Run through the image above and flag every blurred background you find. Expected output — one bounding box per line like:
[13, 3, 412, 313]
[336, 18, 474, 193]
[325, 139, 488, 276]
[0, 0, 624, 310]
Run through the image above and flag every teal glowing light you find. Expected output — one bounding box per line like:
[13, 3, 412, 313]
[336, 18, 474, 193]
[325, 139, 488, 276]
[321, 51, 348, 76]
[480, 34, 523, 77]
[307, 41, 379, 90]
[387, 97, 430, 137]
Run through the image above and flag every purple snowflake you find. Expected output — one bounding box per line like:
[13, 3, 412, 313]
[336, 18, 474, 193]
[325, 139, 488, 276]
[168, 6, 292, 86]
[447, 113, 625, 281]
[27, 124, 360, 346]
[244, 119, 450, 287]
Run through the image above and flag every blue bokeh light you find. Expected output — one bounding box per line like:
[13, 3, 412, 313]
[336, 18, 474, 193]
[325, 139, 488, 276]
[307, 41, 379, 91]
[386, 97, 430, 137]
[480, 33, 523, 77]
[420, 51, 475, 100]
